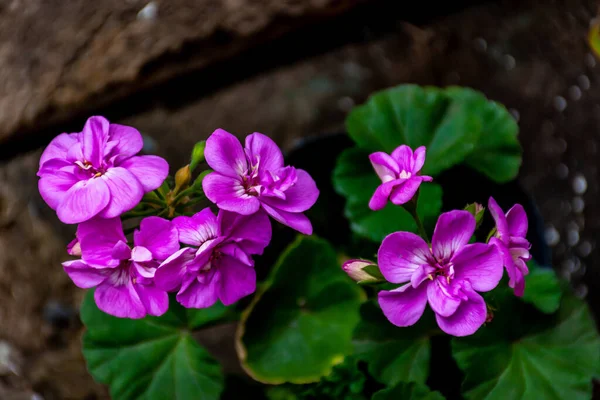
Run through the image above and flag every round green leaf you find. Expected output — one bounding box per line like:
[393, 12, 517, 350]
[371, 382, 445, 400]
[333, 147, 442, 242]
[81, 291, 227, 400]
[344, 84, 521, 182]
[452, 294, 600, 400]
[520, 262, 562, 314]
[236, 236, 365, 384]
[353, 302, 434, 386]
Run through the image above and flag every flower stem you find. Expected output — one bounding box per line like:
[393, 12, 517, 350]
[403, 195, 429, 243]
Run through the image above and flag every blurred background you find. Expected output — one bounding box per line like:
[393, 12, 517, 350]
[0, 0, 599, 398]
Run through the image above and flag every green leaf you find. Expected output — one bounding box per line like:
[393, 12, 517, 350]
[453, 294, 600, 400]
[81, 291, 226, 400]
[333, 147, 442, 242]
[371, 382, 445, 400]
[236, 236, 365, 384]
[353, 302, 434, 386]
[521, 262, 562, 314]
[344, 84, 521, 182]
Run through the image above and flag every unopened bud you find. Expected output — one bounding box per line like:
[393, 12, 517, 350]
[342, 259, 383, 283]
[464, 202, 485, 228]
[174, 165, 192, 193]
[67, 238, 81, 257]
[189, 141, 206, 172]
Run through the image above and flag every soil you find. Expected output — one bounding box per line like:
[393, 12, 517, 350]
[1, 0, 599, 398]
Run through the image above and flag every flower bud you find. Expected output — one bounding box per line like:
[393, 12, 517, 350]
[174, 165, 192, 193]
[342, 259, 383, 283]
[464, 202, 485, 228]
[67, 238, 81, 257]
[189, 141, 206, 172]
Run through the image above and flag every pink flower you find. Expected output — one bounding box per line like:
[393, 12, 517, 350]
[202, 129, 319, 234]
[154, 207, 272, 308]
[37, 116, 169, 224]
[368, 145, 433, 210]
[488, 197, 531, 297]
[62, 217, 179, 319]
[377, 210, 503, 337]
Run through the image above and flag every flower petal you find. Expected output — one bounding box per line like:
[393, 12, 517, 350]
[261, 203, 312, 235]
[506, 204, 528, 238]
[391, 145, 414, 172]
[131, 246, 153, 263]
[427, 277, 461, 317]
[134, 216, 179, 260]
[205, 129, 247, 177]
[412, 146, 427, 173]
[95, 280, 147, 319]
[112, 240, 132, 260]
[435, 287, 487, 337]
[176, 272, 220, 309]
[107, 123, 143, 159]
[218, 209, 272, 255]
[98, 167, 144, 218]
[173, 208, 219, 247]
[217, 255, 256, 305]
[378, 283, 428, 327]
[134, 284, 168, 317]
[378, 231, 431, 284]
[56, 177, 111, 224]
[432, 210, 475, 261]
[62, 260, 106, 288]
[368, 179, 401, 211]
[260, 169, 319, 212]
[81, 116, 109, 168]
[245, 132, 284, 172]
[202, 172, 260, 215]
[389, 176, 423, 205]
[154, 248, 196, 291]
[488, 197, 509, 240]
[39, 133, 79, 167]
[38, 171, 79, 210]
[452, 243, 503, 292]
[117, 155, 169, 192]
[369, 152, 399, 183]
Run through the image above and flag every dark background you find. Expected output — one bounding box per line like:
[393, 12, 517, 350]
[0, 0, 598, 398]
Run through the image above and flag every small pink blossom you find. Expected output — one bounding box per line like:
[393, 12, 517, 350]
[62, 217, 179, 319]
[368, 145, 432, 210]
[488, 197, 531, 297]
[37, 116, 168, 224]
[154, 207, 272, 308]
[202, 129, 319, 234]
[377, 210, 503, 337]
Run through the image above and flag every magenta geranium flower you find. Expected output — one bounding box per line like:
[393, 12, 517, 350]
[202, 129, 319, 234]
[488, 197, 531, 297]
[369, 145, 433, 210]
[377, 210, 503, 337]
[154, 207, 272, 308]
[62, 217, 179, 319]
[37, 116, 168, 224]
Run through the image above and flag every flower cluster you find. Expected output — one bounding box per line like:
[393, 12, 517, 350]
[38, 117, 319, 318]
[343, 144, 531, 336]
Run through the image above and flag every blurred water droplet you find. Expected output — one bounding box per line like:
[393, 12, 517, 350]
[572, 196, 585, 213]
[503, 54, 516, 70]
[337, 96, 355, 112]
[137, 1, 158, 20]
[585, 53, 597, 68]
[568, 85, 582, 100]
[544, 226, 560, 246]
[556, 163, 569, 179]
[574, 284, 588, 298]
[578, 240, 592, 257]
[474, 37, 487, 51]
[31, 394, 44, 400]
[556, 138, 567, 153]
[577, 74, 591, 90]
[553, 96, 567, 112]
[572, 173, 587, 194]
[561, 200, 572, 215]
[567, 229, 580, 246]
[142, 134, 158, 154]
[509, 108, 520, 121]
[561, 258, 577, 273]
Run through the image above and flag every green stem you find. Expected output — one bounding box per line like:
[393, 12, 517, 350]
[403, 197, 429, 243]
